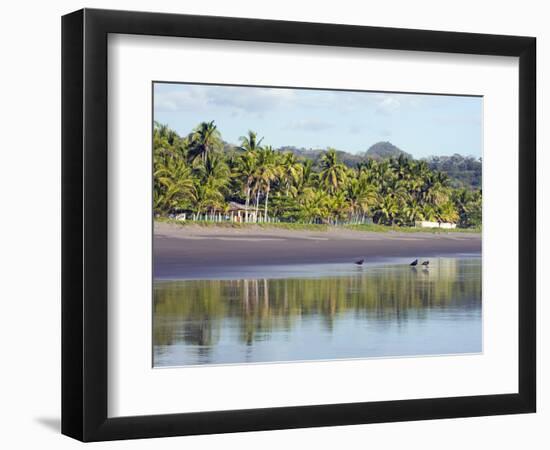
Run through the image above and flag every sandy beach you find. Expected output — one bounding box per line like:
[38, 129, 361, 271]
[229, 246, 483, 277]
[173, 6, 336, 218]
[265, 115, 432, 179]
[154, 222, 481, 279]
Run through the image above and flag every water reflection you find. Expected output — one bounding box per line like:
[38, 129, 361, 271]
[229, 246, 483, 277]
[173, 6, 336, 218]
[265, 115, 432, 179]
[153, 257, 481, 366]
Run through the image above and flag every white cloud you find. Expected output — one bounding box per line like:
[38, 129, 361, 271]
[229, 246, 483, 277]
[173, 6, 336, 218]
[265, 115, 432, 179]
[154, 84, 298, 114]
[154, 84, 430, 122]
[154, 88, 205, 112]
[154, 84, 391, 114]
[375, 95, 401, 114]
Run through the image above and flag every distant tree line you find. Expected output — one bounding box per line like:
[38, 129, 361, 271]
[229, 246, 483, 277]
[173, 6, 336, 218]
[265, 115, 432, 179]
[153, 121, 482, 228]
[425, 154, 482, 189]
[263, 142, 481, 190]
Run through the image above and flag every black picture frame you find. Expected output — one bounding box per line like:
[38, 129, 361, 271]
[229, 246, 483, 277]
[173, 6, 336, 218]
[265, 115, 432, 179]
[62, 8, 536, 442]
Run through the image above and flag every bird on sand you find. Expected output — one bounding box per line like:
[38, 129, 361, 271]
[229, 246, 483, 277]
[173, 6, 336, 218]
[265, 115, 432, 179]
[410, 259, 418, 266]
[355, 259, 365, 265]
[421, 260, 430, 267]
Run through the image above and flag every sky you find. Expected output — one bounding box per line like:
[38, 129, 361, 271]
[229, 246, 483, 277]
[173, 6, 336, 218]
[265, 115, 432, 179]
[153, 82, 482, 159]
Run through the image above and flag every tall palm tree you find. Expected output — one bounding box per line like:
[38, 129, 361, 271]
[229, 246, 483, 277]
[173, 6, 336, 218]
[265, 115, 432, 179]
[187, 121, 223, 163]
[319, 148, 348, 195]
[279, 152, 302, 197]
[254, 146, 279, 220]
[233, 151, 258, 222]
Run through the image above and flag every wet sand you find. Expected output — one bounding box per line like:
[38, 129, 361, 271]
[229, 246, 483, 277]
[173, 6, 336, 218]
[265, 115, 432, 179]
[154, 222, 481, 279]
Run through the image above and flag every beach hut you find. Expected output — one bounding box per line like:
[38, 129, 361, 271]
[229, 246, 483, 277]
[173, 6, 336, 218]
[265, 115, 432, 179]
[228, 201, 258, 223]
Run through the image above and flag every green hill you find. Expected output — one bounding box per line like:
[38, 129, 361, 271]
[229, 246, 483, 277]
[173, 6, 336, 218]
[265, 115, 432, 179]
[364, 141, 413, 160]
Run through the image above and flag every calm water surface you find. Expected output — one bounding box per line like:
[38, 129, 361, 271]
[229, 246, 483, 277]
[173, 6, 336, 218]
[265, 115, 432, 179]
[153, 257, 481, 367]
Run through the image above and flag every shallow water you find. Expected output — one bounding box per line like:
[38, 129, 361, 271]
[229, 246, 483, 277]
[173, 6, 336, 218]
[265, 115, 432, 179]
[153, 257, 481, 367]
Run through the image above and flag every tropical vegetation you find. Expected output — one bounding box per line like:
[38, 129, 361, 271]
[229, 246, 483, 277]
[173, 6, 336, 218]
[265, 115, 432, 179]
[153, 121, 482, 228]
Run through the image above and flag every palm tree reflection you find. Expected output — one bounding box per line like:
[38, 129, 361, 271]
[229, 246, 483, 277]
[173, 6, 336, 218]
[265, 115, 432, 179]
[154, 259, 481, 359]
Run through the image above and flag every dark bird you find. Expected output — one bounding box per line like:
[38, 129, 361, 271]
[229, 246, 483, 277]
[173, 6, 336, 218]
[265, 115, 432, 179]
[410, 259, 418, 266]
[421, 260, 430, 267]
[355, 259, 365, 265]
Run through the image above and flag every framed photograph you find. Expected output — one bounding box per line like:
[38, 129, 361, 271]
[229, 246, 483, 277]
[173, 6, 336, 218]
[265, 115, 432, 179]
[62, 8, 536, 442]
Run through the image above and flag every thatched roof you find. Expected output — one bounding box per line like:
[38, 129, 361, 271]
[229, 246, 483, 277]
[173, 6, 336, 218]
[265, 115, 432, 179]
[227, 201, 255, 212]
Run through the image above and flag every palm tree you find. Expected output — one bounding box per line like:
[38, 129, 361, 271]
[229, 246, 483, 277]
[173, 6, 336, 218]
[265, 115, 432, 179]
[319, 148, 348, 195]
[238, 130, 264, 153]
[195, 152, 230, 183]
[187, 121, 223, 163]
[279, 152, 302, 197]
[346, 175, 379, 222]
[154, 122, 188, 162]
[421, 171, 451, 207]
[233, 151, 258, 222]
[438, 200, 459, 224]
[297, 188, 326, 223]
[374, 195, 400, 225]
[190, 153, 231, 216]
[326, 193, 350, 224]
[421, 203, 438, 222]
[296, 158, 316, 194]
[402, 199, 424, 225]
[393, 154, 411, 180]
[452, 188, 482, 228]
[254, 146, 279, 221]
[193, 179, 226, 216]
[153, 157, 195, 214]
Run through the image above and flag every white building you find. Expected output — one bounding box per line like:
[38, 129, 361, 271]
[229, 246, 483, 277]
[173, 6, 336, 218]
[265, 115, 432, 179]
[415, 220, 457, 229]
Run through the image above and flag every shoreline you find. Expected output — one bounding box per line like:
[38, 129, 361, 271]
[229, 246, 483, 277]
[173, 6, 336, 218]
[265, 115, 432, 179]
[155, 218, 481, 234]
[154, 222, 481, 280]
[154, 256, 481, 282]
